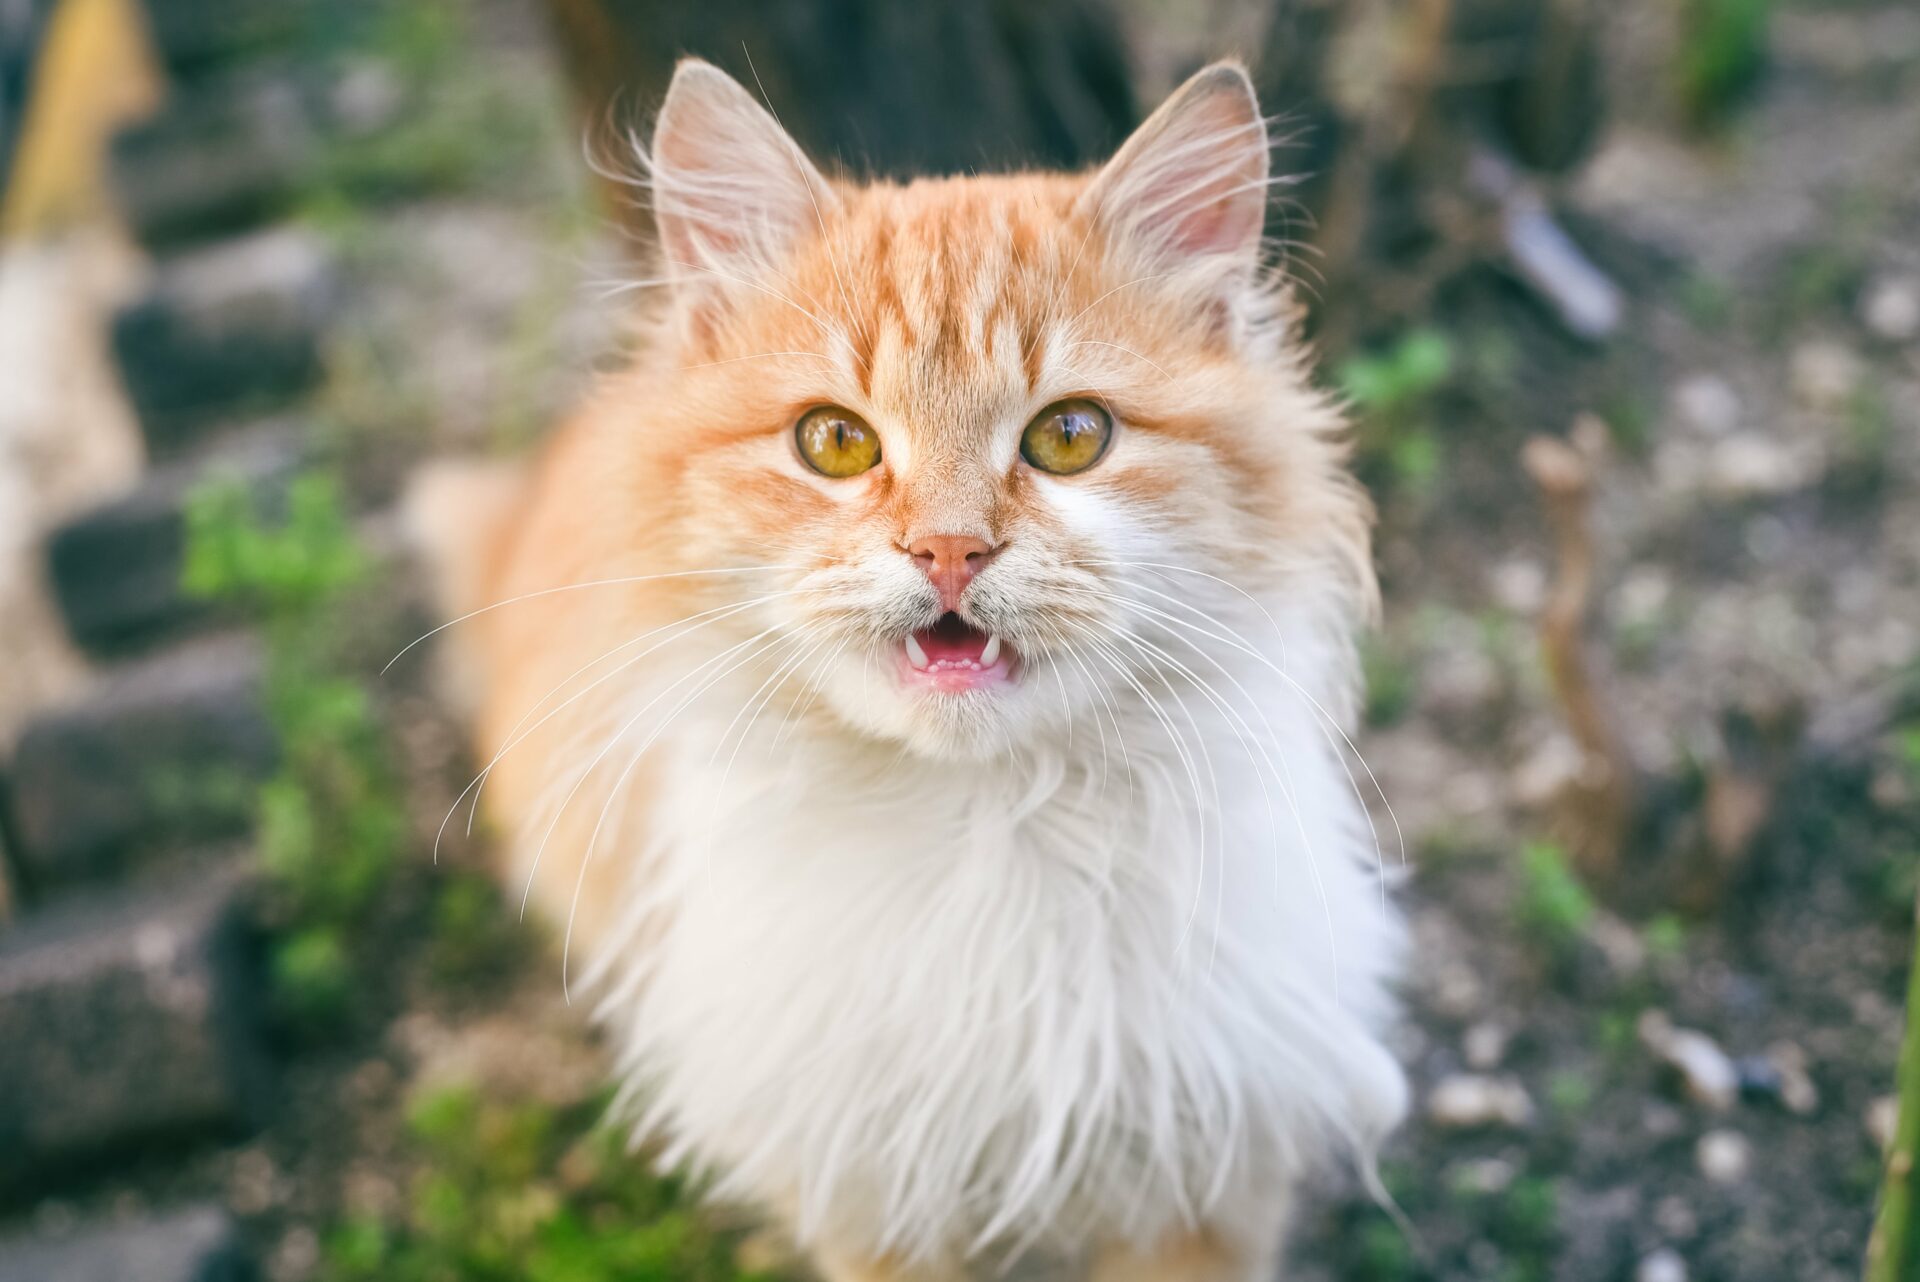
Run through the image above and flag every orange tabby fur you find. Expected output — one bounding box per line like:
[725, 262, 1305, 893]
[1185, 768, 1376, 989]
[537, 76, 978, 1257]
[413, 59, 1398, 1281]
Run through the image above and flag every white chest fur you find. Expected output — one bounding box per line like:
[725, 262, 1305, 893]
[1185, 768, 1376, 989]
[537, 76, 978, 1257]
[584, 651, 1406, 1267]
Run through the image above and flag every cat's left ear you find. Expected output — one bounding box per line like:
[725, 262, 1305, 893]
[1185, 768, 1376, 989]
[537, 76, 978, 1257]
[648, 59, 836, 312]
[1079, 62, 1268, 283]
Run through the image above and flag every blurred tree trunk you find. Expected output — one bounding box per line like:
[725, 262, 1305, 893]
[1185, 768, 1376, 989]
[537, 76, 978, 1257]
[542, 0, 1136, 242]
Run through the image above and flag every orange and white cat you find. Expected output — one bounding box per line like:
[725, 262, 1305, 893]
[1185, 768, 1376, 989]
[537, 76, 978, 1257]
[412, 58, 1405, 1281]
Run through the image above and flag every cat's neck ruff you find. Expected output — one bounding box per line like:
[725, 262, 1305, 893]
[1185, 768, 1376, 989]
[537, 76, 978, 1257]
[579, 623, 1406, 1267]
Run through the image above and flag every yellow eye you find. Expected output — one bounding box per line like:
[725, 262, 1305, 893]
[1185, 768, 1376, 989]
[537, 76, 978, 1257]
[796, 406, 881, 477]
[1020, 399, 1113, 475]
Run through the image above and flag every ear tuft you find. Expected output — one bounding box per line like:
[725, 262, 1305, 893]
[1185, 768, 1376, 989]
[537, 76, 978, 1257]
[648, 59, 833, 303]
[1080, 62, 1269, 275]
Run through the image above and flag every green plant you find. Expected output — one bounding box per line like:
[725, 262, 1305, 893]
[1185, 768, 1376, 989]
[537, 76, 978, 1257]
[323, 1083, 777, 1282]
[1544, 1070, 1595, 1119]
[271, 925, 355, 1027]
[428, 872, 532, 985]
[1641, 913, 1688, 962]
[1361, 635, 1419, 728]
[183, 470, 404, 1033]
[1337, 328, 1454, 498]
[1830, 380, 1895, 497]
[1349, 1214, 1419, 1282]
[1516, 840, 1595, 953]
[1674, 0, 1773, 130]
[292, 1, 568, 223]
[1867, 890, 1920, 1282]
[1678, 272, 1735, 329]
[1491, 1175, 1559, 1256]
[1339, 330, 1454, 414]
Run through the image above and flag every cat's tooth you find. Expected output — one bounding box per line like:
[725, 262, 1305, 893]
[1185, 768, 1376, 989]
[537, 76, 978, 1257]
[980, 634, 1003, 667]
[904, 633, 931, 669]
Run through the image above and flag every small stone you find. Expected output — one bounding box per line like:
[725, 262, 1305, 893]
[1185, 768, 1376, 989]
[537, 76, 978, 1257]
[1426, 1073, 1534, 1130]
[1789, 340, 1862, 413]
[224, 1146, 279, 1216]
[268, 1225, 319, 1282]
[1673, 374, 1740, 436]
[1448, 1156, 1517, 1195]
[1869, 1095, 1901, 1151]
[1735, 1055, 1783, 1103]
[329, 59, 406, 136]
[5, 636, 274, 887]
[1615, 566, 1673, 631]
[1427, 962, 1484, 1019]
[1764, 1041, 1819, 1116]
[0, 869, 267, 1179]
[1463, 1021, 1511, 1071]
[1704, 435, 1814, 499]
[110, 227, 340, 453]
[1653, 1195, 1699, 1240]
[0, 1205, 249, 1281]
[1871, 767, 1913, 811]
[111, 62, 338, 249]
[1588, 911, 1649, 977]
[1695, 1129, 1751, 1184]
[1417, 639, 1502, 725]
[46, 425, 312, 652]
[1488, 558, 1547, 614]
[1511, 734, 1586, 809]
[1641, 1100, 1688, 1141]
[1639, 1011, 1739, 1111]
[1637, 1247, 1689, 1282]
[1861, 274, 1920, 342]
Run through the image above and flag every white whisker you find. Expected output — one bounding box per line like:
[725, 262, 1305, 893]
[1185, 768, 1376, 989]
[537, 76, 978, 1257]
[384, 565, 799, 674]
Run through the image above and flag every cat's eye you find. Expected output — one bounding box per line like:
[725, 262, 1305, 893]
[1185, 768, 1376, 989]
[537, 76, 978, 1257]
[796, 406, 881, 477]
[1020, 399, 1113, 475]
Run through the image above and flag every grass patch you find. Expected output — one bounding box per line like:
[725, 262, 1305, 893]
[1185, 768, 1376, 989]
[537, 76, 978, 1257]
[183, 470, 404, 1035]
[1362, 634, 1420, 728]
[322, 1083, 779, 1282]
[1338, 328, 1455, 501]
[1515, 840, 1595, 956]
[1674, 0, 1773, 130]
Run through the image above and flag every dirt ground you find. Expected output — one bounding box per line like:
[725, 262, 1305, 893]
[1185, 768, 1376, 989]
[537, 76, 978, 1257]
[8, 1, 1919, 1280]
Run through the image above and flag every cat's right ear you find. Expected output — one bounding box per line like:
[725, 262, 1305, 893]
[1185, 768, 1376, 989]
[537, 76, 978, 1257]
[1078, 63, 1268, 291]
[647, 59, 835, 321]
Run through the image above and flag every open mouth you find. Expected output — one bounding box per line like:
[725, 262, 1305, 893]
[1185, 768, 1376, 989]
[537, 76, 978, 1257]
[898, 613, 1015, 692]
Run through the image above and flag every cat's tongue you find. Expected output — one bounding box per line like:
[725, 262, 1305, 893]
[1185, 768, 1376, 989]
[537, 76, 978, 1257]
[901, 614, 1013, 691]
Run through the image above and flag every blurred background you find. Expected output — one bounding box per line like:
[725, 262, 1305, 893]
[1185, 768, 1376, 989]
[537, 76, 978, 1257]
[0, 0, 1915, 1279]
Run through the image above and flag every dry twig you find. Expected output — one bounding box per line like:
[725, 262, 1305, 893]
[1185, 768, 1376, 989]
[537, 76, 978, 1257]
[1522, 431, 1636, 883]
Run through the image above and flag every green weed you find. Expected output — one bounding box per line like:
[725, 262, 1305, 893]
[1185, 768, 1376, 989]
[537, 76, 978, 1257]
[183, 470, 404, 1033]
[1641, 913, 1688, 962]
[1338, 328, 1455, 499]
[1674, 0, 1773, 130]
[1516, 841, 1595, 954]
[322, 1083, 777, 1282]
[1362, 635, 1420, 728]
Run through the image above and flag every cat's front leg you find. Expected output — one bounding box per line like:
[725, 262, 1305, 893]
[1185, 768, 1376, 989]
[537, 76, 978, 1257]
[1088, 1194, 1293, 1282]
[810, 1243, 967, 1282]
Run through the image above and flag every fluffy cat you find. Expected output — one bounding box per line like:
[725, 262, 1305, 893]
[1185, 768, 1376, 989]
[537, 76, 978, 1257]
[412, 57, 1406, 1282]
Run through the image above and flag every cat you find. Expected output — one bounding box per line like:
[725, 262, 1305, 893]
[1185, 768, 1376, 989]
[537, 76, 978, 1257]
[408, 56, 1406, 1282]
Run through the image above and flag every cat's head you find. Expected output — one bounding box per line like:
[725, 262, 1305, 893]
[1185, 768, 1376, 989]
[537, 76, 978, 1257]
[618, 59, 1372, 761]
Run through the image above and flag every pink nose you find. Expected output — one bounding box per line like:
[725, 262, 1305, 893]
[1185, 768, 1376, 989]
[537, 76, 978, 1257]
[909, 534, 995, 611]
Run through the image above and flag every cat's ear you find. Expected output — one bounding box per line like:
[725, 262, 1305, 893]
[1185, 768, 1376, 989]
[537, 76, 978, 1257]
[1079, 62, 1268, 281]
[648, 59, 834, 307]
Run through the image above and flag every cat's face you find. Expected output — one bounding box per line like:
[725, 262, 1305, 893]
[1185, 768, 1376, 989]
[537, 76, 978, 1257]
[623, 61, 1370, 760]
